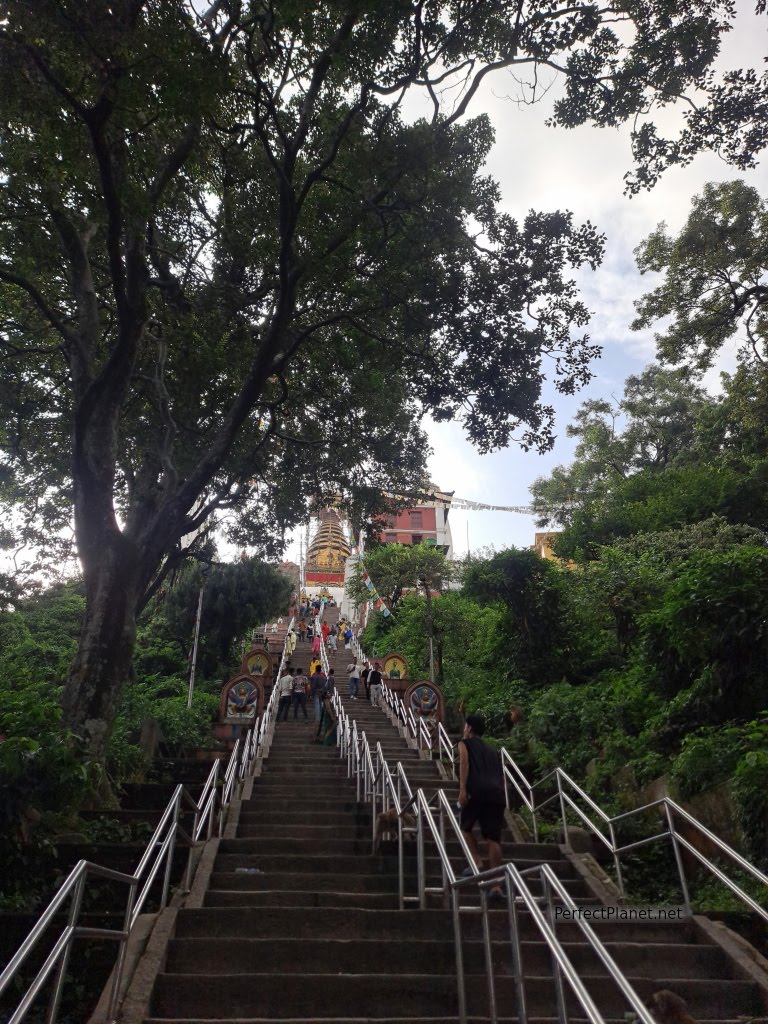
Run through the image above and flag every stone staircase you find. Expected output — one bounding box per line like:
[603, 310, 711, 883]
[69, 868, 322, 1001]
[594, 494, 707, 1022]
[137, 612, 768, 1023]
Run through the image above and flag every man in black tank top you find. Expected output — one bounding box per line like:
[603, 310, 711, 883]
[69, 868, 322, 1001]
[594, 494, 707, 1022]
[458, 714, 505, 893]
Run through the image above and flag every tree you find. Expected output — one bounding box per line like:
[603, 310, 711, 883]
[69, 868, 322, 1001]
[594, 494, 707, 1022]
[158, 556, 292, 679]
[462, 548, 574, 686]
[633, 181, 768, 370]
[1, 2, 766, 755]
[348, 541, 451, 678]
[553, 460, 768, 559]
[531, 365, 712, 528]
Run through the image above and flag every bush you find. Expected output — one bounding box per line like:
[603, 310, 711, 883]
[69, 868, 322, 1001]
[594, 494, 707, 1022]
[670, 727, 743, 799]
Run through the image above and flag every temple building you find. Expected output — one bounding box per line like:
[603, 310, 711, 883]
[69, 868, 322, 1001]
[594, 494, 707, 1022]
[377, 483, 454, 556]
[305, 507, 350, 587]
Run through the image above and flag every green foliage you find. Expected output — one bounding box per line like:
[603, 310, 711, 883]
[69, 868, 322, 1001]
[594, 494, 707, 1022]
[156, 556, 292, 680]
[670, 728, 743, 800]
[633, 180, 768, 370]
[462, 548, 575, 686]
[731, 714, 768, 869]
[531, 365, 713, 531]
[348, 542, 452, 612]
[641, 547, 768, 717]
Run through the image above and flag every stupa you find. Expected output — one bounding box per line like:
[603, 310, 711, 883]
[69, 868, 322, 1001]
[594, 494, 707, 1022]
[305, 507, 350, 586]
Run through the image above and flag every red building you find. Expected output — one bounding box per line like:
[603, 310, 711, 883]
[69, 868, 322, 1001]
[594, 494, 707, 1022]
[376, 486, 454, 555]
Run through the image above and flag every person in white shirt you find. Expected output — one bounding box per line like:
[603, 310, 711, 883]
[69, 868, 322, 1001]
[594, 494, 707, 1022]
[347, 660, 362, 699]
[276, 668, 294, 722]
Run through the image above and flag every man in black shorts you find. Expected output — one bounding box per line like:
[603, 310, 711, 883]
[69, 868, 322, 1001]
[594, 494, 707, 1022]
[458, 714, 505, 896]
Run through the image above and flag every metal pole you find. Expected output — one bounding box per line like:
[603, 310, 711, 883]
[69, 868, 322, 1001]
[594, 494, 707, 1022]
[480, 887, 498, 1024]
[506, 872, 528, 1024]
[187, 569, 208, 709]
[417, 800, 427, 910]
[428, 635, 435, 684]
[45, 872, 86, 1024]
[664, 802, 692, 916]
[107, 880, 137, 1022]
[452, 887, 468, 1024]
[544, 870, 569, 1024]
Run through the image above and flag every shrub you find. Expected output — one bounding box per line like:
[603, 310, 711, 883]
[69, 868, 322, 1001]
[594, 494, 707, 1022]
[670, 727, 743, 799]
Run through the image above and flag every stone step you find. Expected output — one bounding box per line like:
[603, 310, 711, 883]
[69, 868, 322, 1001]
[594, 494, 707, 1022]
[208, 862, 591, 898]
[207, 871, 401, 892]
[176, 906, 703, 943]
[164, 936, 732, 980]
[203, 890, 399, 909]
[118, 782, 204, 809]
[249, 778, 454, 794]
[237, 809, 371, 826]
[149, 972, 762, 1019]
[239, 797, 365, 812]
[216, 837, 539, 858]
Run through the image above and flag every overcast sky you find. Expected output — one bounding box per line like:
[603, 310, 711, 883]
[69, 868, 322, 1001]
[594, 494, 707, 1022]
[420, 1, 768, 557]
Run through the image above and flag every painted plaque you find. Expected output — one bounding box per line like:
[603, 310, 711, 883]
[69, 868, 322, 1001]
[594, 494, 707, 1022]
[219, 674, 265, 722]
[241, 645, 272, 677]
[404, 680, 445, 723]
[382, 652, 408, 681]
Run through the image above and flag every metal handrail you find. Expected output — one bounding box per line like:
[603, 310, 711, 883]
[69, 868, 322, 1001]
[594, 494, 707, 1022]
[437, 722, 456, 779]
[418, 715, 433, 752]
[330, 682, 422, 909]
[1, 608, 296, 1024]
[413, 785, 655, 1024]
[0, 781, 195, 1024]
[500, 750, 768, 919]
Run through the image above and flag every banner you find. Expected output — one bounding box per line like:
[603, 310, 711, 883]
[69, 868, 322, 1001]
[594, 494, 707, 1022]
[351, 541, 394, 619]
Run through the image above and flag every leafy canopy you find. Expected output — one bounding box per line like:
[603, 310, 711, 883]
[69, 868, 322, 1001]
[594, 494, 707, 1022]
[634, 180, 768, 370]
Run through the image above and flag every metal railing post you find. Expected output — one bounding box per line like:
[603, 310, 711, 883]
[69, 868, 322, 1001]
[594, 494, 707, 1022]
[439, 802, 449, 908]
[160, 795, 180, 910]
[452, 887, 468, 1024]
[607, 820, 625, 898]
[664, 802, 692, 916]
[417, 798, 427, 910]
[543, 868, 569, 1024]
[480, 886, 498, 1024]
[106, 880, 136, 1022]
[506, 871, 528, 1024]
[44, 871, 85, 1024]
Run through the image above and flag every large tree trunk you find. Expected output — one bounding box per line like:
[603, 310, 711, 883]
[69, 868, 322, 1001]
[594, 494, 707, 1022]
[61, 532, 143, 761]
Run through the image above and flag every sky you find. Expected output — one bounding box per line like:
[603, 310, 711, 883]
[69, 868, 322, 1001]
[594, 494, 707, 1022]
[419, 1, 768, 557]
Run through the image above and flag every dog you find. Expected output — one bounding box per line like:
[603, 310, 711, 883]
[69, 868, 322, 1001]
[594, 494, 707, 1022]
[647, 990, 697, 1024]
[373, 807, 417, 854]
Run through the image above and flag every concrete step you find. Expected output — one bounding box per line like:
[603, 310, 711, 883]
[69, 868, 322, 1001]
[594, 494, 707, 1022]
[203, 890, 400, 909]
[208, 861, 591, 898]
[216, 837, 547, 859]
[238, 809, 371, 826]
[118, 782, 205, 809]
[239, 797, 365, 812]
[207, 871, 401, 892]
[149, 972, 762, 1018]
[176, 907, 704, 944]
[164, 936, 733, 980]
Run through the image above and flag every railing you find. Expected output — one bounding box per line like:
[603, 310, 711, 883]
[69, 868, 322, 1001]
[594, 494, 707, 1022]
[414, 786, 657, 1024]
[417, 715, 433, 753]
[500, 750, 768, 921]
[437, 721, 456, 779]
[331, 680, 419, 909]
[1, 611, 296, 1024]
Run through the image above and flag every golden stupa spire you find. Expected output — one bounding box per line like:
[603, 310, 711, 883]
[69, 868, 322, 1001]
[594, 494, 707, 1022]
[305, 507, 350, 584]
